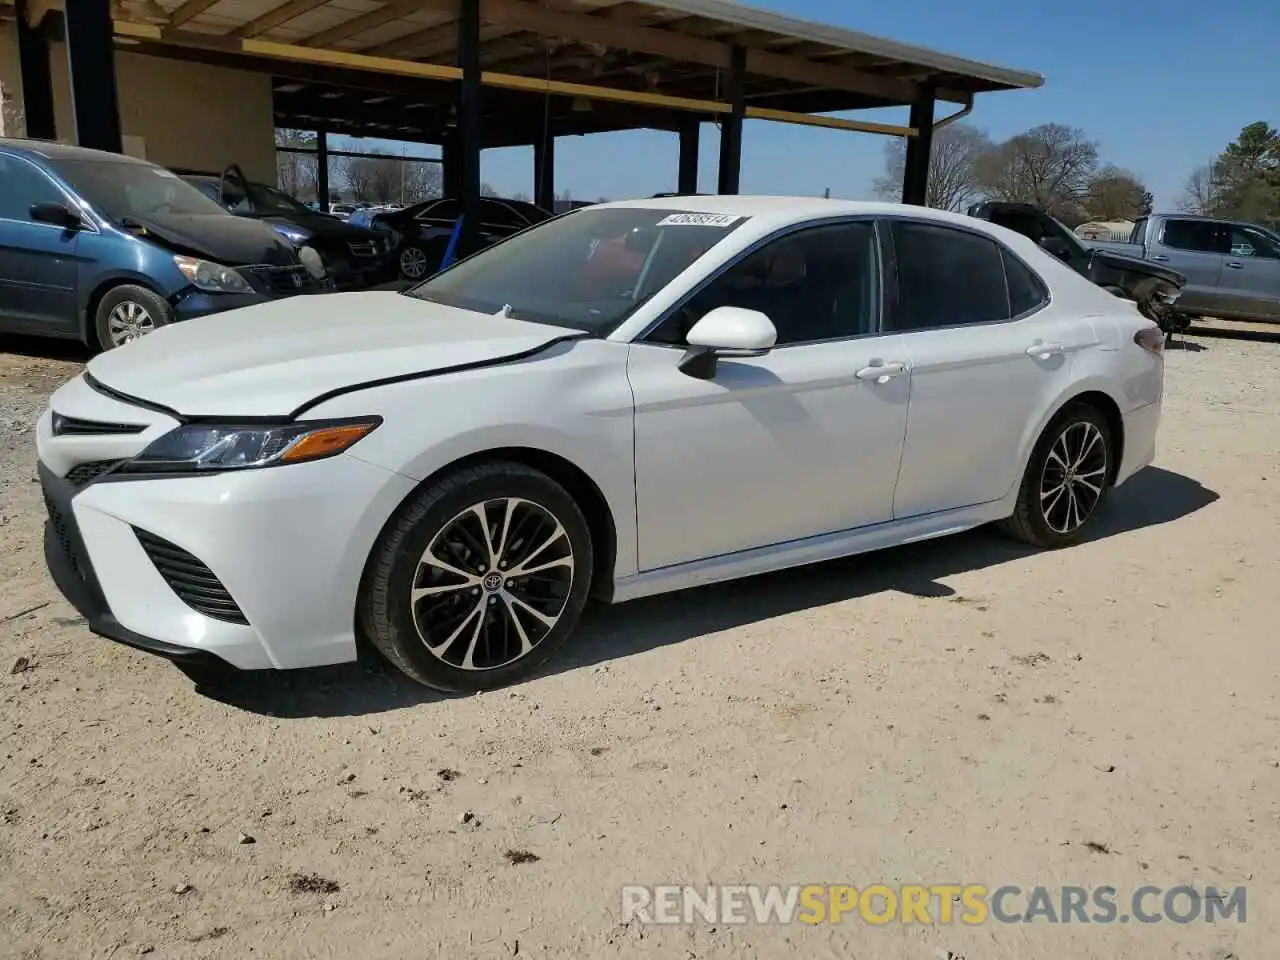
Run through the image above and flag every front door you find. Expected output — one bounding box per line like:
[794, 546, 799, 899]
[1148, 218, 1227, 315]
[883, 218, 1096, 518]
[0, 153, 81, 333]
[628, 220, 912, 571]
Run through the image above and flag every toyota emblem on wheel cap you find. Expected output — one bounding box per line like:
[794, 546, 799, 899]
[482, 572, 503, 592]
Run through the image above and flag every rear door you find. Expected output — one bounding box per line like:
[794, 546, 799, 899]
[1217, 223, 1280, 320]
[0, 152, 81, 333]
[1147, 218, 1228, 314]
[885, 218, 1094, 518]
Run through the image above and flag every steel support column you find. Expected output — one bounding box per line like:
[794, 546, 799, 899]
[457, 0, 483, 255]
[677, 116, 700, 194]
[534, 130, 555, 212]
[716, 46, 746, 195]
[901, 87, 936, 206]
[15, 0, 56, 140]
[64, 0, 122, 153]
[315, 128, 330, 206]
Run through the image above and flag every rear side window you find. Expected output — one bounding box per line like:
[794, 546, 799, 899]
[890, 220, 1010, 329]
[1002, 248, 1049, 316]
[1161, 219, 1225, 254]
[1129, 217, 1147, 244]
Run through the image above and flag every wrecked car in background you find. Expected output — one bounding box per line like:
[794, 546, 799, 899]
[0, 140, 321, 351]
[967, 201, 1188, 335]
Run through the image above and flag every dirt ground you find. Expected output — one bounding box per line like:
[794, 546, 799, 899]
[1, 332, 1276, 960]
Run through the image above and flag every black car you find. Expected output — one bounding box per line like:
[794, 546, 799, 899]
[369, 196, 554, 281]
[966, 201, 1188, 334]
[180, 166, 396, 290]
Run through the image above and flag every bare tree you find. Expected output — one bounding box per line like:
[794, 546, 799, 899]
[402, 161, 443, 204]
[274, 129, 319, 201]
[872, 122, 992, 211]
[1084, 165, 1152, 221]
[0, 81, 24, 138]
[480, 182, 499, 197]
[976, 123, 1099, 221]
[1178, 165, 1221, 215]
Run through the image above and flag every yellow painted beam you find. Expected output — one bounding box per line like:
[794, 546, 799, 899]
[112, 21, 919, 137]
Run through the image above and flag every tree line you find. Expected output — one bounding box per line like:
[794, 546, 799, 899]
[873, 122, 1153, 226]
[1177, 122, 1279, 228]
[874, 120, 1279, 230]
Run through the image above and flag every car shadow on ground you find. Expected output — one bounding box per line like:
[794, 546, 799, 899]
[0, 334, 92, 363]
[196, 466, 1219, 719]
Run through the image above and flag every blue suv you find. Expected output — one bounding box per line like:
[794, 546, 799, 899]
[0, 139, 320, 351]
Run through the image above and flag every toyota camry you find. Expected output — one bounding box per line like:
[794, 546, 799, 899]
[36, 198, 1165, 691]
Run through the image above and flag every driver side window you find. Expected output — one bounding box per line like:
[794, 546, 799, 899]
[646, 221, 880, 347]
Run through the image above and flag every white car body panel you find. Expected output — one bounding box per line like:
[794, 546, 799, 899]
[84, 291, 576, 416]
[34, 197, 1164, 672]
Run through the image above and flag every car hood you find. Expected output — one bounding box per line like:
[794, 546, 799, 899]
[129, 213, 299, 267]
[261, 213, 381, 240]
[85, 292, 581, 417]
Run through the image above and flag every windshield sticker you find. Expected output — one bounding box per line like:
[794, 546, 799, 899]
[655, 212, 742, 227]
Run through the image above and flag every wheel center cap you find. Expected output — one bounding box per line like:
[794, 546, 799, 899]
[482, 572, 504, 592]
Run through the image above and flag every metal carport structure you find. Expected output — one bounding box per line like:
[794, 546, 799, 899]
[9, 0, 1042, 252]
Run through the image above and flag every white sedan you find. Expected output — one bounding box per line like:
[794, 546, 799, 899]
[36, 198, 1164, 691]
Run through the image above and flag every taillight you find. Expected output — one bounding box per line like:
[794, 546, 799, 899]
[1134, 326, 1165, 356]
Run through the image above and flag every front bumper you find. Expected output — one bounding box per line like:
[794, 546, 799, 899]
[40, 462, 233, 672]
[36, 394, 417, 672]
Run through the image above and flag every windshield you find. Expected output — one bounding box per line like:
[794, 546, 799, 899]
[219, 176, 314, 217]
[404, 207, 747, 333]
[47, 158, 230, 222]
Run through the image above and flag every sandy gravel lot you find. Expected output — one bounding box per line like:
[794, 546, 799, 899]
[0, 333, 1276, 960]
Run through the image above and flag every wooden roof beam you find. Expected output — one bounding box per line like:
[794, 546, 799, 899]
[232, 0, 333, 39]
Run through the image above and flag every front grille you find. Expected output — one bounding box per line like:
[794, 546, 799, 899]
[348, 240, 380, 258]
[65, 460, 123, 488]
[52, 414, 146, 436]
[134, 529, 248, 625]
[245, 264, 316, 294]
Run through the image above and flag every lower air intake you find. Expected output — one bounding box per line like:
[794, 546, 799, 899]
[133, 529, 248, 625]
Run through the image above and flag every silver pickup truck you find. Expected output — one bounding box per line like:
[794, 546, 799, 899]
[1089, 215, 1280, 323]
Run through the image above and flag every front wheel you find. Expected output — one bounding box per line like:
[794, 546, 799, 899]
[997, 402, 1113, 548]
[94, 284, 172, 350]
[358, 462, 594, 692]
[396, 243, 434, 281]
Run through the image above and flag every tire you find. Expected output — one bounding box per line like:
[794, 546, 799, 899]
[358, 462, 594, 692]
[396, 243, 435, 282]
[94, 284, 172, 351]
[997, 401, 1113, 548]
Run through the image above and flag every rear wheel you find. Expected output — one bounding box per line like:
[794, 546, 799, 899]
[998, 402, 1113, 548]
[359, 462, 593, 692]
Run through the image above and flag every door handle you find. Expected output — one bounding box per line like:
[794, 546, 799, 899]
[855, 361, 908, 383]
[1224, 261, 1244, 269]
[1026, 342, 1065, 359]
[1149, 254, 1169, 262]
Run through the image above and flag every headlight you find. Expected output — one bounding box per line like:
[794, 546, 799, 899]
[272, 223, 311, 245]
[173, 255, 252, 294]
[298, 245, 326, 279]
[119, 418, 380, 473]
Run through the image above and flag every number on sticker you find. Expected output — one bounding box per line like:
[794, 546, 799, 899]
[655, 213, 741, 227]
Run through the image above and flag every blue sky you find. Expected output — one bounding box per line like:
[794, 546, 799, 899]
[334, 0, 1278, 210]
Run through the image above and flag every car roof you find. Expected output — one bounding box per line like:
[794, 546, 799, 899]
[0, 137, 154, 165]
[592, 195, 995, 231]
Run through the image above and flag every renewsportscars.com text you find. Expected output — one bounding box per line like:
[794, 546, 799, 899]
[621, 884, 1246, 926]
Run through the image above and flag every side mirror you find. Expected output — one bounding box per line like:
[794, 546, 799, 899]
[679, 306, 777, 379]
[30, 201, 84, 230]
